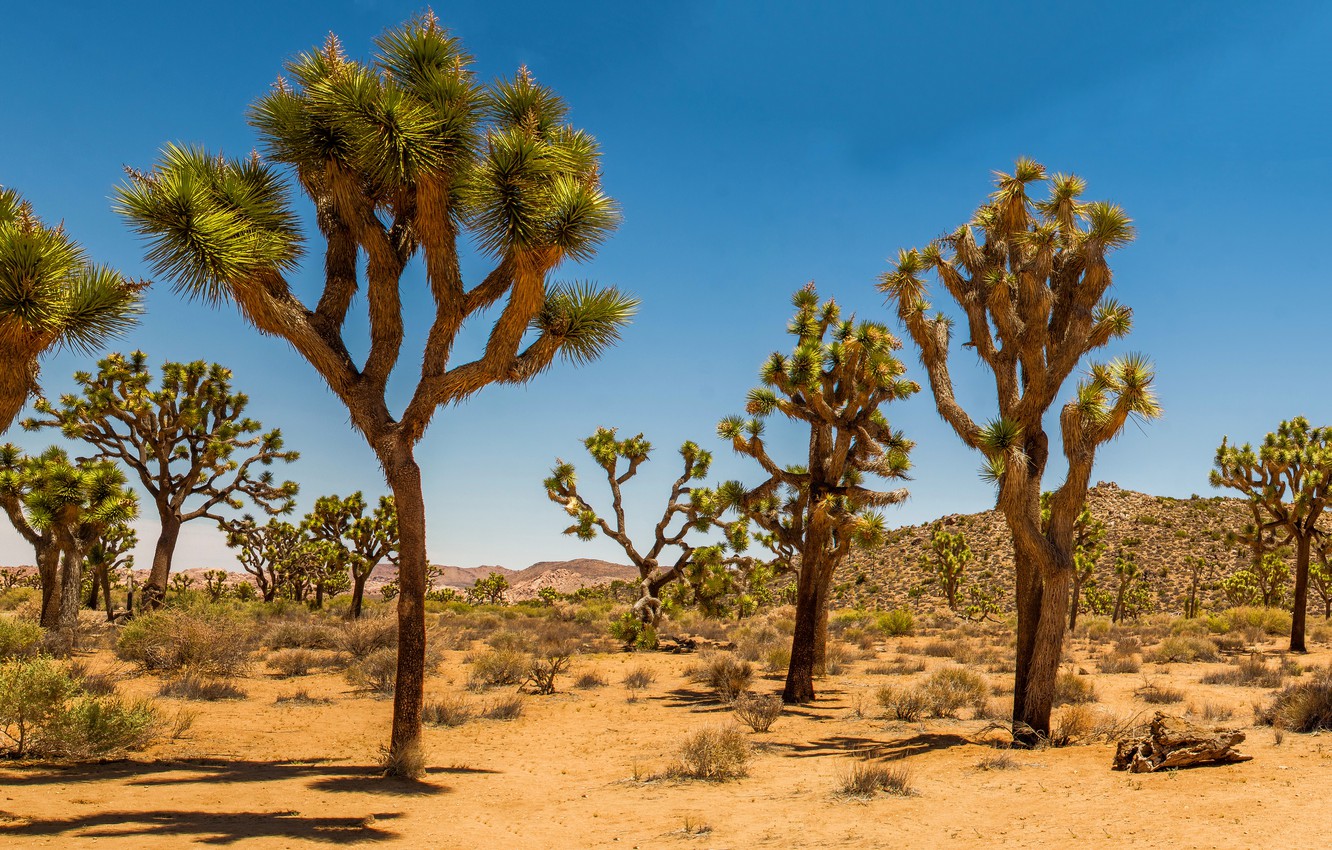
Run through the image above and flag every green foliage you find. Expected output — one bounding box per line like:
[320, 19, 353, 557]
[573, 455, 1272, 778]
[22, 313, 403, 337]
[0, 657, 76, 756]
[116, 608, 253, 676]
[0, 657, 157, 759]
[0, 618, 43, 660]
[609, 609, 657, 650]
[469, 573, 510, 605]
[873, 608, 915, 637]
[916, 523, 972, 610]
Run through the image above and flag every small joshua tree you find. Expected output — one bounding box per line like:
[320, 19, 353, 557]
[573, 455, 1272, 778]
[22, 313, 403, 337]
[545, 428, 742, 627]
[0, 445, 60, 625]
[468, 573, 510, 605]
[0, 188, 143, 432]
[880, 160, 1159, 742]
[304, 492, 398, 618]
[917, 523, 972, 611]
[1211, 417, 1332, 652]
[719, 284, 916, 704]
[218, 515, 279, 602]
[84, 522, 136, 620]
[26, 352, 299, 608]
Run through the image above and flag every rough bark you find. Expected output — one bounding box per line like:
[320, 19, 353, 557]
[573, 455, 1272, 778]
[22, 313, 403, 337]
[143, 515, 181, 610]
[1291, 534, 1312, 653]
[349, 573, 368, 619]
[383, 444, 427, 767]
[37, 547, 59, 629]
[55, 548, 84, 652]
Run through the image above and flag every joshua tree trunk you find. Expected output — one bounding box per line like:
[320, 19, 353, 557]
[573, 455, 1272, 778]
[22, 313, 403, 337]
[1291, 534, 1312, 653]
[56, 549, 84, 652]
[382, 442, 427, 767]
[38, 547, 60, 629]
[784, 547, 834, 704]
[143, 513, 181, 610]
[101, 568, 114, 622]
[350, 572, 368, 619]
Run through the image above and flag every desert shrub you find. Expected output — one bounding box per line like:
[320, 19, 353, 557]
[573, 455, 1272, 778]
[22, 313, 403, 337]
[1200, 653, 1285, 688]
[1222, 606, 1291, 636]
[1054, 671, 1098, 705]
[1097, 653, 1141, 674]
[0, 618, 43, 660]
[837, 760, 912, 798]
[922, 640, 956, 658]
[487, 630, 533, 653]
[734, 623, 783, 661]
[467, 647, 529, 691]
[1310, 623, 1332, 644]
[867, 658, 927, 676]
[275, 690, 332, 705]
[266, 619, 339, 650]
[1211, 633, 1245, 653]
[822, 642, 853, 676]
[1170, 618, 1210, 637]
[0, 657, 78, 756]
[159, 673, 247, 701]
[1256, 667, 1332, 732]
[763, 645, 791, 675]
[691, 653, 754, 702]
[873, 608, 915, 637]
[1136, 681, 1185, 704]
[268, 648, 324, 678]
[921, 667, 988, 717]
[1047, 703, 1095, 746]
[0, 586, 40, 612]
[116, 609, 252, 676]
[41, 695, 158, 759]
[482, 695, 525, 721]
[525, 644, 574, 695]
[732, 693, 782, 732]
[423, 694, 475, 727]
[1113, 636, 1143, 655]
[1078, 616, 1113, 641]
[622, 665, 655, 692]
[346, 647, 398, 694]
[876, 685, 929, 722]
[336, 616, 397, 661]
[1147, 635, 1219, 663]
[574, 671, 606, 689]
[609, 611, 657, 650]
[668, 727, 750, 780]
[1188, 700, 1234, 722]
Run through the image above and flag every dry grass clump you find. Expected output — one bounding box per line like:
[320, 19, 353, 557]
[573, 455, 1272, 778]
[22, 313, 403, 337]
[732, 692, 783, 732]
[266, 619, 339, 650]
[877, 685, 930, 722]
[622, 665, 655, 692]
[346, 647, 398, 694]
[1255, 666, 1332, 732]
[974, 752, 1018, 771]
[466, 646, 529, 691]
[337, 616, 397, 661]
[574, 670, 607, 689]
[733, 623, 784, 662]
[1097, 653, 1141, 674]
[116, 609, 252, 676]
[666, 727, 750, 781]
[1135, 679, 1185, 704]
[268, 648, 326, 678]
[689, 653, 754, 702]
[423, 694, 475, 727]
[159, 673, 247, 701]
[274, 689, 332, 706]
[1187, 701, 1233, 722]
[836, 759, 912, 798]
[866, 657, 927, 676]
[878, 666, 987, 720]
[1053, 671, 1099, 705]
[1200, 653, 1285, 688]
[763, 645, 791, 675]
[1147, 635, 1219, 663]
[482, 695, 525, 721]
[1046, 703, 1095, 746]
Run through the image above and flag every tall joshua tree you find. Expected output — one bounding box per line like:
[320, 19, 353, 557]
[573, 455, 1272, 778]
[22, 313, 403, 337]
[0, 188, 144, 432]
[1211, 417, 1332, 652]
[26, 352, 299, 608]
[880, 160, 1159, 742]
[305, 492, 398, 618]
[0, 445, 60, 625]
[115, 15, 636, 772]
[719, 284, 916, 704]
[545, 429, 741, 627]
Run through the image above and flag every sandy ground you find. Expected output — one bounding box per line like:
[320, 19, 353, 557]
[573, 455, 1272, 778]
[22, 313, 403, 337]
[1, 629, 1329, 849]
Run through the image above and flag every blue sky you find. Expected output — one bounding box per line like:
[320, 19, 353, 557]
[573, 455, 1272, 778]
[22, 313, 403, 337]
[2, 1, 1330, 571]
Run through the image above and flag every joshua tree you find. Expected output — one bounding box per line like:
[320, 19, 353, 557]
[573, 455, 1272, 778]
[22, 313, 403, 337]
[84, 522, 136, 620]
[1311, 536, 1332, 619]
[880, 160, 1159, 742]
[22, 447, 138, 650]
[719, 284, 916, 704]
[304, 492, 398, 618]
[468, 572, 510, 605]
[218, 515, 279, 601]
[545, 429, 743, 627]
[115, 15, 636, 773]
[0, 188, 144, 432]
[0, 445, 60, 625]
[1109, 549, 1139, 624]
[1065, 505, 1107, 631]
[26, 352, 299, 608]
[1211, 417, 1332, 652]
[918, 523, 972, 611]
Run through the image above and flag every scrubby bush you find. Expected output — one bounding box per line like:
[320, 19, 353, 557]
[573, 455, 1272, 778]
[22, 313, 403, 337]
[1097, 653, 1141, 674]
[336, 616, 397, 661]
[609, 611, 657, 650]
[1054, 671, 1098, 705]
[482, 695, 525, 721]
[837, 760, 912, 798]
[1048, 703, 1096, 746]
[159, 673, 247, 701]
[525, 643, 574, 695]
[622, 665, 655, 692]
[873, 609, 915, 637]
[0, 586, 41, 612]
[690, 653, 754, 702]
[0, 658, 157, 759]
[1147, 635, 1219, 663]
[921, 667, 988, 717]
[116, 609, 252, 676]
[876, 685, 929, 722]
[574, 671, 606, 689]
[423, 694, 474, 727]
[1220, 607, 1291, 637]
[346, 647, 398, 694]
[1200, 653, 1285, 688]
[268, 648, 324, 678]
[266, 619, 339, 650]
[732, 692, 782, 732]
[763, 645, 791, 675]
[0, 618, 43, 660]
[867, 658, 927, 676]
[467, 647, 529, 691]
[1136, 681, 1184, 704]
[1256, 667, 1332, 732]
[668, 727, 750, 780]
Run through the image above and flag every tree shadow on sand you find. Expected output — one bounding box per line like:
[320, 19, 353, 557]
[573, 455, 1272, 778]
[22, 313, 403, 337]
[777, 732, 973, 761]
[0, 809, 403, 845]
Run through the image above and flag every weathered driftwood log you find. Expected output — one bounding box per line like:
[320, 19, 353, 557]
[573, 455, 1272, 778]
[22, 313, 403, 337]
[1112, 712, 1252, 773]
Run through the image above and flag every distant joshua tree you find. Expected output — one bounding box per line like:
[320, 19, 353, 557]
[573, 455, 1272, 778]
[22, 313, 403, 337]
[0, 188, 143, 432]
[114, 15, 636, 771]
[304, 492, 398, 618]
[1212, 417, 1332, 652]
[26, 352, 299, 609]
[719, 284, 916, 704]
[881, 160, 1158, 742]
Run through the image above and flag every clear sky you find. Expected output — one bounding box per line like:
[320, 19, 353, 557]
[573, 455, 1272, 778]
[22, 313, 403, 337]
[2, 1, 1330, 572]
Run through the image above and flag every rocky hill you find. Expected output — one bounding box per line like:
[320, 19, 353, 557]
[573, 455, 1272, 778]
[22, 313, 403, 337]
[835, 481, 1258, 616]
